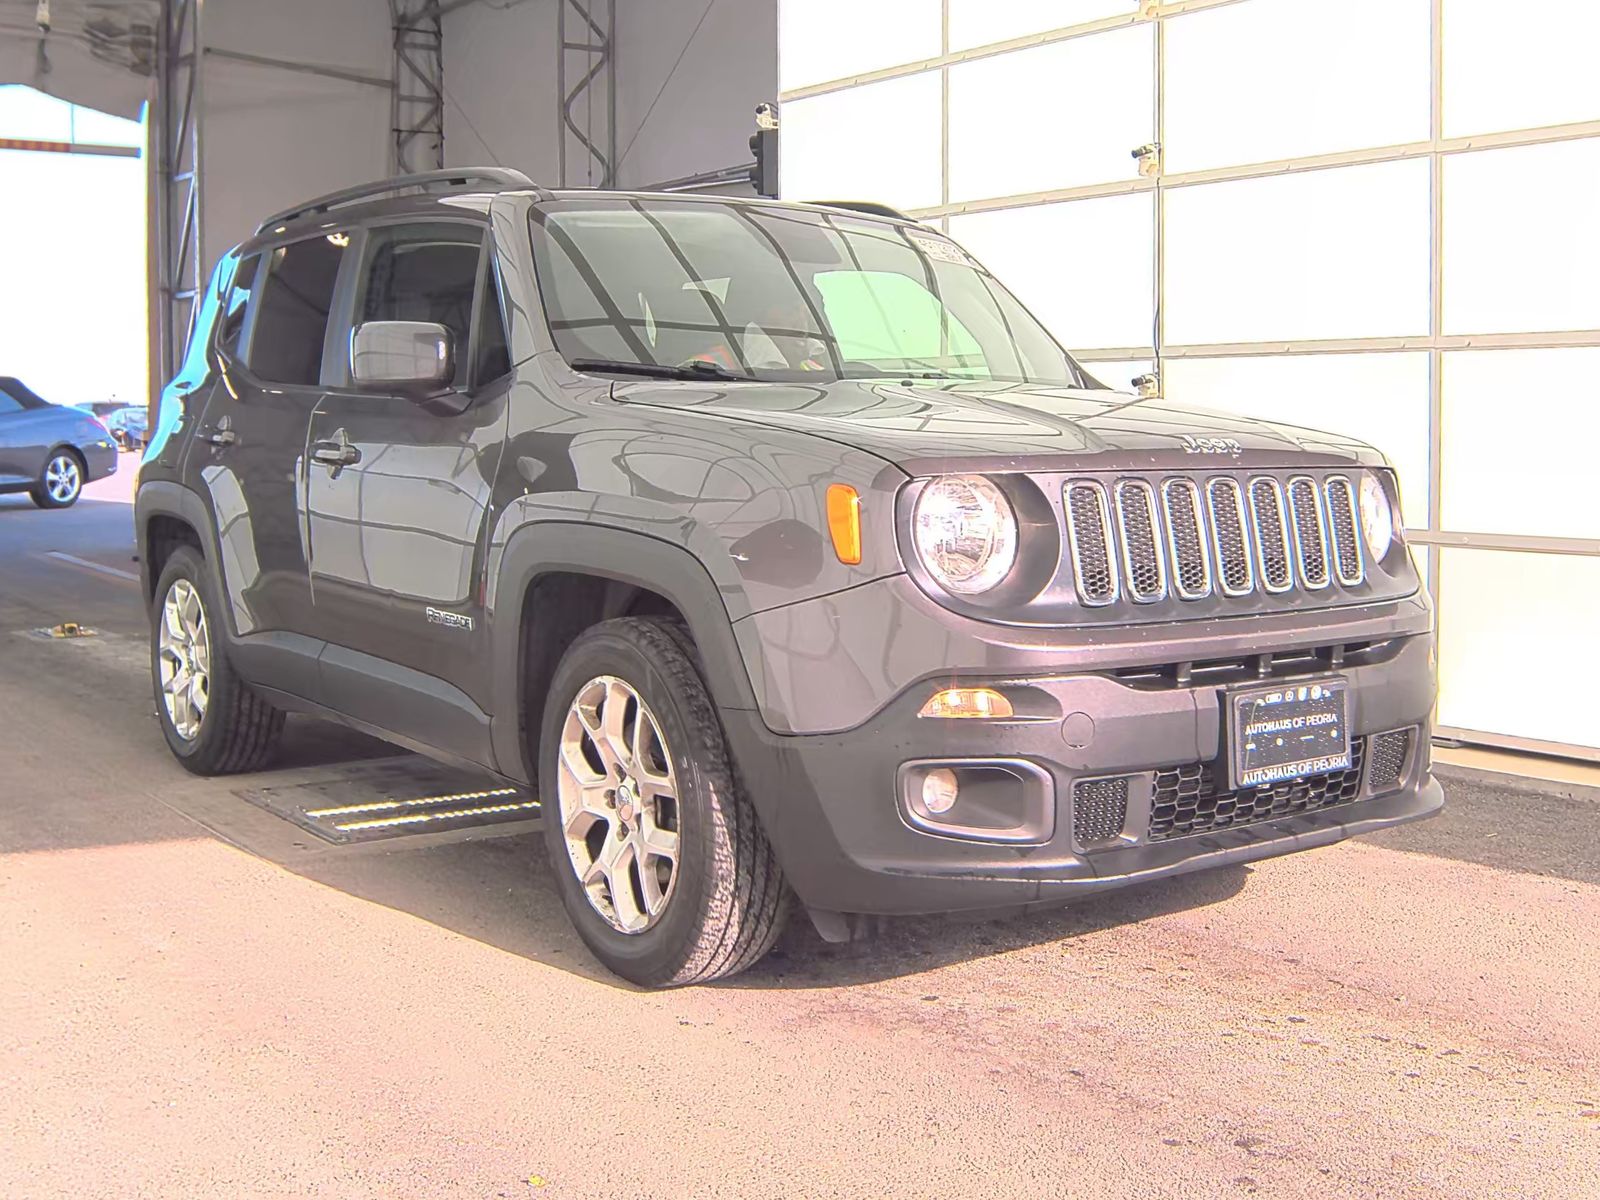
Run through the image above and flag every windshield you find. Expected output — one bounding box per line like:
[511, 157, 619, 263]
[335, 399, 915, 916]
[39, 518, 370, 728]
[528, 198, 1089, 387]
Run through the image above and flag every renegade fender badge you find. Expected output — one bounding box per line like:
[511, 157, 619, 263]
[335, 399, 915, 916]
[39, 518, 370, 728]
[426, 606, 474, 632]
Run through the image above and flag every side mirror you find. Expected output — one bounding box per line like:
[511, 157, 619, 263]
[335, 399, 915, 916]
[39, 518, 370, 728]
[349, 321, 455, 399]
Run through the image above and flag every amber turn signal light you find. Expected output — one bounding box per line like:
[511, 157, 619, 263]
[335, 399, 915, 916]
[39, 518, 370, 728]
[918, 687, 1014, 719]
[826, 483, 863, 565]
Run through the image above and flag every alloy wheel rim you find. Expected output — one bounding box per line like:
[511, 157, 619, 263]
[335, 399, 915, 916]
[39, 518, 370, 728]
[556, 675, 681, 934]
[45, 455, 80, 503]
[157, 579, 211, 741]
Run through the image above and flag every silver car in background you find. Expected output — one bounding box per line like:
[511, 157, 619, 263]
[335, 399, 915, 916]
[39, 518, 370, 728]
[0, 377, 118, 508]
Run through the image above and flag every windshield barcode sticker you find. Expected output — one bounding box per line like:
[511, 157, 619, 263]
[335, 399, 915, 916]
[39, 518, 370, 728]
[910, 235, 979, 268]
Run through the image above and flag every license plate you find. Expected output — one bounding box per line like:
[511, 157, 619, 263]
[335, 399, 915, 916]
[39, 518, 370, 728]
[1229, 677, 1351, 789]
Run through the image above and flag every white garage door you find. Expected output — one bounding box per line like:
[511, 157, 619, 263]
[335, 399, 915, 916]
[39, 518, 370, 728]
[778, 0, 1600, 760]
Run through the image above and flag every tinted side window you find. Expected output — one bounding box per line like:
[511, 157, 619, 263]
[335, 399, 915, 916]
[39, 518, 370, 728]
[358, 224, 483, 386]
[474, 261, 511, 385]
[0, 377, 47, 408]
[249, 236, 346, 385]
[217, 253, 262, 360]
[0, 392, 22, 415]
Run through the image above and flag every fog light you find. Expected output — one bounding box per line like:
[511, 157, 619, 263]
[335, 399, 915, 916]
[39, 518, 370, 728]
[921, 768, 959, 814]
[918, 687, 1013, 719]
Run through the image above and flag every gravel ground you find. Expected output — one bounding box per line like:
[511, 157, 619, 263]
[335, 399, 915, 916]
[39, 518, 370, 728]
[2, 493, 1595, 1199]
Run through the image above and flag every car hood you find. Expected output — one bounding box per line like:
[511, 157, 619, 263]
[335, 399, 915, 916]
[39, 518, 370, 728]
[612, 378, 1385, 475]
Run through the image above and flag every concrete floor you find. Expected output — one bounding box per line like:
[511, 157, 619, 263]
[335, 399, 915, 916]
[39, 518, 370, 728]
[2, 469, 1596, 1199]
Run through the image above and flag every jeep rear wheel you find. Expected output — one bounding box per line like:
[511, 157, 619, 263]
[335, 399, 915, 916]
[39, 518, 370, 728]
[151, 546, 285, 775]
[538, 617, 789, 986]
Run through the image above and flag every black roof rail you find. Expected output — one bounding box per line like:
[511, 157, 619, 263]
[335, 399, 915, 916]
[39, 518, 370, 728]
[807, 200, 917, 222]
[254, 167, 542, 236]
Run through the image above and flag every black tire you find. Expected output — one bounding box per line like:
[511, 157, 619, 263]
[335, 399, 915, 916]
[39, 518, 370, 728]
[29, 449, 85, 509]
[538, 616, 790, 987]
[150, 546, 285, 775]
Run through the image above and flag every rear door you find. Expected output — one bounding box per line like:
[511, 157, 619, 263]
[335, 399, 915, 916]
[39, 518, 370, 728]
[198, 232, 351, 647]
[304, 219, 514, 733]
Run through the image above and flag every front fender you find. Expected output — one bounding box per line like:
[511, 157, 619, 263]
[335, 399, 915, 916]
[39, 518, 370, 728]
[485, 519, 769, 784]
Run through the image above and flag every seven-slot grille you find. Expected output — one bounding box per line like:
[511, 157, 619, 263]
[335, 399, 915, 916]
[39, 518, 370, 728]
[1066, 473, 1366, 607]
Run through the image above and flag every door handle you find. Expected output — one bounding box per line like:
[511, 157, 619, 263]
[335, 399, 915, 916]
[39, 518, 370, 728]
[207, 429, 237, 448]
[311, 440, 361, 468]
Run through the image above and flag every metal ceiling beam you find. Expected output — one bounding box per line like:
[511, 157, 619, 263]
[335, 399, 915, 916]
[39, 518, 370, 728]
[205, 46, 392, 89]
[412, 0, 489, 22]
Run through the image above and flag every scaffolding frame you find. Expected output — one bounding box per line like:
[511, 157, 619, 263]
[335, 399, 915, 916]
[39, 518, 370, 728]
[556, 0, 616, 187]
[152, 0, 204, 388]
[150, 0, 453, 409]
[391, 0, 445, 175]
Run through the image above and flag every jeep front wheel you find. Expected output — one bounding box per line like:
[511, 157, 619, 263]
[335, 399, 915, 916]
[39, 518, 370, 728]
[538, 617, 789, 986]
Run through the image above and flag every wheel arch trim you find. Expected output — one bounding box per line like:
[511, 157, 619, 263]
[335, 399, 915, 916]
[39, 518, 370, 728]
[488, 520, 764, 785]
[135, 481, 226, 614]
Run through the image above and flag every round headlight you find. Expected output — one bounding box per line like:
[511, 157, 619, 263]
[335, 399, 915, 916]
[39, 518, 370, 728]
[1358, 472, 1395, 561]
[912, 475, 1018, 594]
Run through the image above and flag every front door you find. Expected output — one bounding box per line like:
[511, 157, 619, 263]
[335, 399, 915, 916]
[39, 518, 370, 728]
[197, 235, 350, 643]
[0, 382, 45, 487]
[305, 222, 513, 725]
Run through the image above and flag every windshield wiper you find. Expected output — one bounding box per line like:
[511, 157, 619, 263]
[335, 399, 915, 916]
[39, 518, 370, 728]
[569, 357, 753, 382]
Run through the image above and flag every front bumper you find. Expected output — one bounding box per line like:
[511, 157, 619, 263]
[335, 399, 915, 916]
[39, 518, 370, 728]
[723, 631, 1441, 915]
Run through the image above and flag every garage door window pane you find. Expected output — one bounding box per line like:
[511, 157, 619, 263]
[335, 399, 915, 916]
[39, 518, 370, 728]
[249, 236, 346, 386]
[948, 26, 1151, 202]
[779, 0, 941, 90]
[781, 73, 942, 212]
[1441, 348, 1600, 540]
[949, 0, 1135, 51]
[1444, 0, 1600, 137]
[1162, 354, 1431, 527]
[1437, 548, 1600, 750]
[1082, 359, 1152, 393]
[1165, 159, 1430, 345]
[1442, 140, 1600, 336]
[950, 193, 1153, 352]
[1164, 0, 1430, 173]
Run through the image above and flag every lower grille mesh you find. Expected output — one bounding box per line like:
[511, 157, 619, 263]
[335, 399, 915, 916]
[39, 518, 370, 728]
[1366, 728, 1412, 793]
[1150, 739, 1367, 841]
[1073, 777, 1130, 847]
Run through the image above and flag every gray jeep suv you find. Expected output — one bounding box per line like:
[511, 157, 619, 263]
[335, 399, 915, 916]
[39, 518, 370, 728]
[135, 169, 1441, 986]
